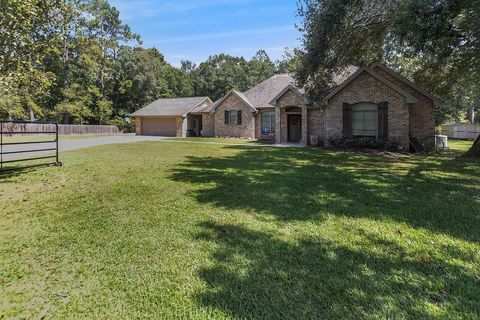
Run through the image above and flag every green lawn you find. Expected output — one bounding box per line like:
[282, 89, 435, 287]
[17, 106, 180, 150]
[170, 137, 257, 144]
[0, 140, 479, 319]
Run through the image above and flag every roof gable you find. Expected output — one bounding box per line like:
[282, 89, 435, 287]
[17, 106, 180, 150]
[244, 74, 301, 109]
[182, 97, 214, 116]
[211, 90, 257, 112]
[370, 62, 443, 106]
[269, 84, 309, 106]
[324, 67, 418, 104]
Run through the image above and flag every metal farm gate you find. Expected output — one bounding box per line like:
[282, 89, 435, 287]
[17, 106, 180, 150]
[1, 120, 62, 172]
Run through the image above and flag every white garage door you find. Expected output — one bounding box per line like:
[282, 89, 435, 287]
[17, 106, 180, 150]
[141, 118, 177, 136]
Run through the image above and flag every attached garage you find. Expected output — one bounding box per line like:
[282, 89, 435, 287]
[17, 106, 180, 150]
[131, 97, 213, 137]
[141, 117, 177, 136]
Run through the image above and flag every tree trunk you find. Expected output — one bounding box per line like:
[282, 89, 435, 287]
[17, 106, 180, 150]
[63, 113, 69, 124]
[99, 24, 106, 96]
[467, 106, 475, 124]
[63, 23, 70, 90]
[464, 134, 480, 157]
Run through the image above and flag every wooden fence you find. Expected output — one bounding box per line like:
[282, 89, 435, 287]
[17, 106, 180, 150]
[1, 122, 121, 135]
[441, 123, 480, 140]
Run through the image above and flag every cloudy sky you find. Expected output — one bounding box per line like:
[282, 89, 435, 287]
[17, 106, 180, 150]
[109, 0, 301, 66]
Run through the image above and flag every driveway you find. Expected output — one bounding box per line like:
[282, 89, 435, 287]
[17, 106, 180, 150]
[1, 134, 304, 163]
[58, 134, 170, 152]
[1, 135, 170, 162]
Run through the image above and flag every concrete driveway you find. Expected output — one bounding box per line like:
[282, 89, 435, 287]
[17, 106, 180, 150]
[58, 134, 170, 152]
[1, 134, 170, 162]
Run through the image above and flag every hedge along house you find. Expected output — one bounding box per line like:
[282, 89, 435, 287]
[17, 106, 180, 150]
[131, 97, 213, 137]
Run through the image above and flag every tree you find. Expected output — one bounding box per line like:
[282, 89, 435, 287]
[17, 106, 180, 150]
[84, 0, 140, 95]
[297, 0, 480, 151]
[112, 47, 192, 116]
[464, 135, 480, 158]
[246, 50, 275, 87]
[180, 60, 196, 75]
[275, 48, 303, 74]
[191, 54, 249, 101]
[0, 0, 61, 120]
[191, 52, 277, 101]
[296, 0, 480, 109]
[53, 83, 94, 124]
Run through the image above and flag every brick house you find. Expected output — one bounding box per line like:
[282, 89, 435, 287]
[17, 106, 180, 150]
[131, 63, 442, 150]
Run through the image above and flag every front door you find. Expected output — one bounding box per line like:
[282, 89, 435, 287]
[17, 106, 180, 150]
[288, 114, 302, 142]
[193, 118, 199, 136]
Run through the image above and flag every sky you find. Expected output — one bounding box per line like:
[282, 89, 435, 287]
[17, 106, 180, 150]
[109, 0, 302, 67]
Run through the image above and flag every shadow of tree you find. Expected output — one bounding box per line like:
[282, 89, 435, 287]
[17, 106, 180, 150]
[194, 221, 479, 318]
[0, 165, 49, 182]
[170, 146, 480, 242]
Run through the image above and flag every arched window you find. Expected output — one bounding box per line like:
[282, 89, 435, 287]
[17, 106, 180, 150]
[351, 103, 378, 137]
[285, 107, 302, 113]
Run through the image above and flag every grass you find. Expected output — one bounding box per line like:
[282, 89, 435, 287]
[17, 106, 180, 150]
[0, 140, 479, 319]
[171, 137, 256, 144]
[447, 139, 473, 152]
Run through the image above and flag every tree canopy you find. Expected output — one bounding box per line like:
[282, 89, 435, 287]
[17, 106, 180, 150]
[4, 0, 477, 130]
[296, 0, 480, 123]
[184, 50, 277, 101]
[0, 0, 291, 126]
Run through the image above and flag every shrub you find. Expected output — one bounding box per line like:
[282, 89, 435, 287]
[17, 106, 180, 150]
[329, 137, 402, 151]
[107, 117, 134, 133]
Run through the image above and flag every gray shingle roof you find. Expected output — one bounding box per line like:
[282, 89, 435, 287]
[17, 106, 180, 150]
[130, 97, 210, 117]
[243, 74, 299, 109]
[189, 100, 213, 113]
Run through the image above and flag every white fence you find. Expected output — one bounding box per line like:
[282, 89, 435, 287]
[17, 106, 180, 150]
[441, 123, 480, 140]
[1, 122, 121, 135]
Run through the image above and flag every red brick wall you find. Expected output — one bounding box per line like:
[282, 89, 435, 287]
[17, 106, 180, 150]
[372, 66, 435, 140]
[213, 94, 256, 139]
[326, 71, 410, 149]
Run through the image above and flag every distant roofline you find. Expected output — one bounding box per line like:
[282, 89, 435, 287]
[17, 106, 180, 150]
[243, 73, 295, 95]
[130, 96, 211, 117]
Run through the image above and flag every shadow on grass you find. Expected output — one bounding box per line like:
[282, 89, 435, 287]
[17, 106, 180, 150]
[194, 221, 478, 318]
[168, 146, 479, 317]
[170, 146, 479, 242]
[0, 163, 57, 182]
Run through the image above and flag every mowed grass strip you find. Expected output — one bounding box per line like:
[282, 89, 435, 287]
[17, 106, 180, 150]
[0, 141, 479, 319]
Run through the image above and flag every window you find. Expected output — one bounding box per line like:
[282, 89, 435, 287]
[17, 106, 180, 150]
[261, 111, 276, 135]
[351, 103, 378, 137]
[225, 110, 242, 125]
[228, 110, 237, 124]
